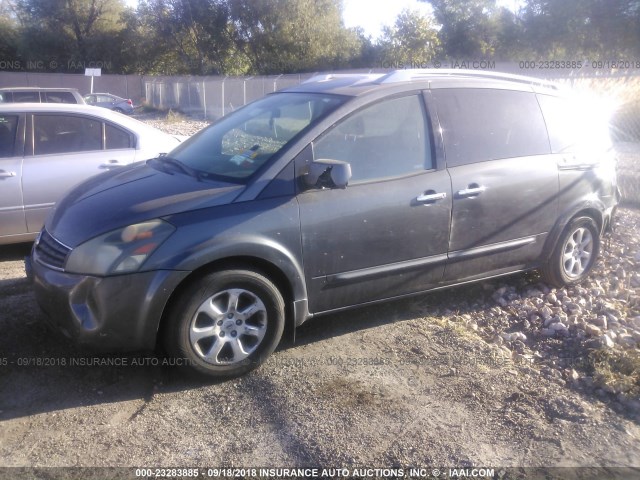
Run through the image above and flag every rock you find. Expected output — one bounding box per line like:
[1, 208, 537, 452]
[585, 324, 603, 337]
[539, 305, 554, 320]
[541, 328, 556, 337]
[617, 334, 636, 348]
[593, 315, 608, 329]
[550, 322, 568, 332]
[631, 275, 640, 288]
[601, 334, 615, 349]
[496, 297, 508, 307]
[566, 303, 583, 315]
[565, 369, 580, 382]
[546, 292, 558, 304]
[501, 331, 527, 342]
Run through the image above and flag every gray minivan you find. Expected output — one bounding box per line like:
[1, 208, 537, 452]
[28, 70, 619, 377]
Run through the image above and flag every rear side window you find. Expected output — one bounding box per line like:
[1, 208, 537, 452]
[313, 94, 432, 183]
[0, 115, 18, 157]
[34, 115, 102, 155]
[433, 88, 550, 167]
[44, 91, 77, 104]
[105, 123, 133, 149]
[13, 91, 40, 102]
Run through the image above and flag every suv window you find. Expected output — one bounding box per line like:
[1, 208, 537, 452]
[44, 91, 77, 104]
[433, 88, 550, 167]
[34, 115, 103, 155]
[0, 115, 18, 157]
[313, 94, 431, 183]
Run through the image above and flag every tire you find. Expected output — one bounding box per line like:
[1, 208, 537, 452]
[542, 216, 600, 287]
[163, 269, 285, 377]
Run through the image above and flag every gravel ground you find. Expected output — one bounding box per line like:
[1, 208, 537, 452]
[0, 115, 639, 478]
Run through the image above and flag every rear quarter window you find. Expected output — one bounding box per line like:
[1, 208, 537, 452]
[537, 94, 612, 154]
[433, 88, 551, 167]
[44, 91, 78, 104]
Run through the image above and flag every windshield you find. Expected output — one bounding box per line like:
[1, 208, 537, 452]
[165, 92, 345, 182]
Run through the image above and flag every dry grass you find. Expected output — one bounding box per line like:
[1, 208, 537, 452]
[590, 349, 640, 397]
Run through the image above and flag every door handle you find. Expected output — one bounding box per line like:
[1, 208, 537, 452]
[456, 185, 486, 198]
[0, 170, 16, 178]
[99, 160, 125, 169]
[416, 191, 447, 203]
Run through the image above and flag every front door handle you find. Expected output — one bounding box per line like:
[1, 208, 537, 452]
[456, 185, 486, 198]
[100, 160, 126, 169]
[0, 170, 16, 178]
[417, 191, 447, 203]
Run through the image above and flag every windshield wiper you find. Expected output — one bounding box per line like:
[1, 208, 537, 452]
[151, 156, 203, 181]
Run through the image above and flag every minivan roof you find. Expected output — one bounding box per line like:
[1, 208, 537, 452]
[285, 69, 561, 97]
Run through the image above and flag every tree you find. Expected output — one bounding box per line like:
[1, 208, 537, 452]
[129, 0, 245, 75]
[0, 0, 20, 63]
[229, 0, 363, 74]
[521, 0, 640, 58]
[378, 9, 440, 68]
[12, 0, 127, 71]
[424, 0, 507, 58]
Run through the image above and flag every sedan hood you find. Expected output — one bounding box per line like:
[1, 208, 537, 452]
[48, 162, 244, 247]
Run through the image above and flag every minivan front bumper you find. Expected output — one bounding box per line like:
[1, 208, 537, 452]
[29, 254, 189, 351]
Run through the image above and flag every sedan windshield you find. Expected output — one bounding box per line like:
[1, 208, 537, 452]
[164, 92, 345, 182]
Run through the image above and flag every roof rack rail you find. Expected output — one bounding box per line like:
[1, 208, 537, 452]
[303, 73, 384, 84]
[375, 69, 560, 89]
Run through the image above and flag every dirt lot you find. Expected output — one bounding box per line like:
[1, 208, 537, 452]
[1, 205, 640, 479]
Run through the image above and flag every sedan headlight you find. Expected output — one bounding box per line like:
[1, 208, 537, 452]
[65, 219, 175, 276]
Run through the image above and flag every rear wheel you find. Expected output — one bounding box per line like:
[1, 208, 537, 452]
[542, 216, 600, 287]
[163, 270, 285, 377]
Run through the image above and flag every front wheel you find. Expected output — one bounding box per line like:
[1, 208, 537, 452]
[163, 270, 285, 377]
[542, 216, 600, 287]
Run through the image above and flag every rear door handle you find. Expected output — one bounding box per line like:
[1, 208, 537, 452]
[416, 191, 447, 203]
[456, 185, 486, 198]
[0, 170, 16, 178]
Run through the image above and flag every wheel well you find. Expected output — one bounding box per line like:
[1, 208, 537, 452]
[156, 256, 295, 348]
[542, 208, 603, 264]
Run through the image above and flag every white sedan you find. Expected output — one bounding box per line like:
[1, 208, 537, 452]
[0, 103, 184, 245]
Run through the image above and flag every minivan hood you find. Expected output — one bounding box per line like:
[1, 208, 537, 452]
[48, 162, 244, 247]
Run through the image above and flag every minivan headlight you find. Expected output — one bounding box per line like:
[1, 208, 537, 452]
[65, 219, 175, 276]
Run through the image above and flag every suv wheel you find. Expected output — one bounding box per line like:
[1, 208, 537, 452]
[542, 216, 600, 287]
[164, 270, 285, 377]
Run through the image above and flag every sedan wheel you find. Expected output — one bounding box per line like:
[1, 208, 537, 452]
[164, 269, 285, 377]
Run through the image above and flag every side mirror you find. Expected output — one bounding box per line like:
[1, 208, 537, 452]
[304, 158, 352, 189]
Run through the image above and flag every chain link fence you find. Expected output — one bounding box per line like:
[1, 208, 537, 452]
[143, 74, 312, 119]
